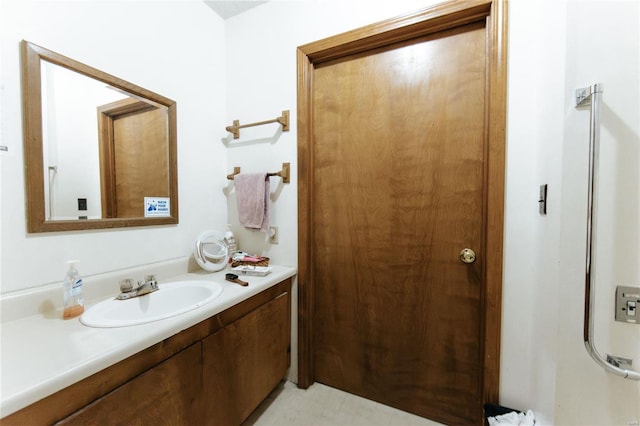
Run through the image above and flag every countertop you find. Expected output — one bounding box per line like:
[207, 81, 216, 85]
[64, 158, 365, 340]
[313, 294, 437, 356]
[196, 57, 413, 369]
[0, 265, 296, 418]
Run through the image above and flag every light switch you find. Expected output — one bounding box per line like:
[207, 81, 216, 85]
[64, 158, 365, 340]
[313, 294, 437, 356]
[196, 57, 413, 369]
[628, 300, 637, 317]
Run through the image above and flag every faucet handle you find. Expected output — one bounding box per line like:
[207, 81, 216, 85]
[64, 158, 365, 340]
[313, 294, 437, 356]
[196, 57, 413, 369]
[144, 275, 158, 290]
[119, 278, 134, 293]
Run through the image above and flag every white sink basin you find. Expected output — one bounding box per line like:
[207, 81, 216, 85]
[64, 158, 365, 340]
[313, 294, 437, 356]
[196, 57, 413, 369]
[80, 280, 223, 328]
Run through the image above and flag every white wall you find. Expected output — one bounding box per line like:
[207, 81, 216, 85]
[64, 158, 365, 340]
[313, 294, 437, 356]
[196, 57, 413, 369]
[226, 1, 640, 425]
[223, 0, 436, 263]
[502, 1, 567, 423]
[0, 0, 228, 293]
[42, 62, 125, 220]
[554, 1, 640, 425]
[1, 0, 638, 424]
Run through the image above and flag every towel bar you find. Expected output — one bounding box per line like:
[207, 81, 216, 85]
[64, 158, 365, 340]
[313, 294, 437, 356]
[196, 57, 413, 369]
[226, 162, 290, 184]
[225, 110, 290, 139]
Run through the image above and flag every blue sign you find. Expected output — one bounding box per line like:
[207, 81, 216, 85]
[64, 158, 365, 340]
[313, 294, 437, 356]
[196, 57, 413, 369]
[144, 197, 170, 217]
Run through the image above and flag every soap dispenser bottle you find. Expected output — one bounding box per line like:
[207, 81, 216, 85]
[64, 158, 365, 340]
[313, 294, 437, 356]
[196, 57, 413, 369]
[63, 260, 85, 319]
[224, 224, 238, 258]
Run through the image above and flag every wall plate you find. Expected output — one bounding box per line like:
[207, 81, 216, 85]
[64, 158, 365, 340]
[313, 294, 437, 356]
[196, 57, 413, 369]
[606, 354, 633, 369]
[539, 184, 548, 215]
[615, 286, 640, 324]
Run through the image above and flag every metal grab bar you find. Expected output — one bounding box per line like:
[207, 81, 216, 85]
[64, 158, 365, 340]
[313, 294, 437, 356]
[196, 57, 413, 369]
[576, 83, 640, 381]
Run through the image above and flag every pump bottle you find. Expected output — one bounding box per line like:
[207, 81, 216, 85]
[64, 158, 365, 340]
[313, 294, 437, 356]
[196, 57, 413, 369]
[63, 260, 84, 319]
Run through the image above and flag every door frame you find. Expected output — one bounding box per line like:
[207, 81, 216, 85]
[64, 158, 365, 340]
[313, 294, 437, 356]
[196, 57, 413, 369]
[296, 0, 508, 406]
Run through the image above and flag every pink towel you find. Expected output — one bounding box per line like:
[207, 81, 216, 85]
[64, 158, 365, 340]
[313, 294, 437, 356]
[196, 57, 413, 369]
[234, 173, 270, 232]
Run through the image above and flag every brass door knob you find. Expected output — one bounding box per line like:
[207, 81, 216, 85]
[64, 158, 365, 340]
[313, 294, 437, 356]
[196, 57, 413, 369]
[459, 248, 476, 264]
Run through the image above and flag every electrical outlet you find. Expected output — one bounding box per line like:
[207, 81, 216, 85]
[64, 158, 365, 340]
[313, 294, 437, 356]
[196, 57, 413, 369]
[269, 226, 279, 244]
[77, 198, 87, 211]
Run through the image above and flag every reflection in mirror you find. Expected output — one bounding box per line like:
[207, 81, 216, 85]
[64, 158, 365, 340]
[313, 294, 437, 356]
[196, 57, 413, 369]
[42, 61, 134, 220]
[21, 40, 178, 232]
[96, 97, 169, 219]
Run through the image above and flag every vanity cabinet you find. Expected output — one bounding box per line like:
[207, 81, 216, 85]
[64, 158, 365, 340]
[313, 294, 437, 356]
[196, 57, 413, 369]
[58, 342, 202, 425]
[3, 278, 292, 426]
[203, 291, 290, 425]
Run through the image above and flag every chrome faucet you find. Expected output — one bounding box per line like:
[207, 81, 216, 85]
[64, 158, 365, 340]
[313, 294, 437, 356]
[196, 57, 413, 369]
[116, 275, 159, 300]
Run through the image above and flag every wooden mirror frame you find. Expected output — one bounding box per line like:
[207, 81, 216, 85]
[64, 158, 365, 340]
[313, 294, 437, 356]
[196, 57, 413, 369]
[20, 40, 178, 232]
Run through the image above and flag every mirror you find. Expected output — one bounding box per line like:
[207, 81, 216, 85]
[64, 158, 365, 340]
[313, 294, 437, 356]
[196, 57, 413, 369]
[21, 40, 178, 232]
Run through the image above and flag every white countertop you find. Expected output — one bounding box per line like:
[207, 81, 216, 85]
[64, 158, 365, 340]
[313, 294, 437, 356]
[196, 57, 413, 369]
[0, 264, 296, 418]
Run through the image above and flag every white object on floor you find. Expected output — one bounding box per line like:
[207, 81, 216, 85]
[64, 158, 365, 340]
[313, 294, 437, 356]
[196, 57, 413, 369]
[488, 409, 536, 426]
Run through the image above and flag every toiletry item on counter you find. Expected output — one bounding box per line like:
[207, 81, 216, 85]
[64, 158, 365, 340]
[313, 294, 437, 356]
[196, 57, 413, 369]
[229, 265, 272, 277]
[225, 272, 249, 286]
[224, 224, 238, 258]
[63, 260, 84, 319]
[230, 251, 270, 267]
[232, 252, 265, 263]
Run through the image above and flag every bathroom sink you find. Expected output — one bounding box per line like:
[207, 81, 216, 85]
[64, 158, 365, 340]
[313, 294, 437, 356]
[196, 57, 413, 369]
[80, 280, 223, 328]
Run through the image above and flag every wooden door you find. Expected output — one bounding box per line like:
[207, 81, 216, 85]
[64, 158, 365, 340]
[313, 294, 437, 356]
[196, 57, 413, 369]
[297, 2, 507, 425]
[97, 99, 169, 218]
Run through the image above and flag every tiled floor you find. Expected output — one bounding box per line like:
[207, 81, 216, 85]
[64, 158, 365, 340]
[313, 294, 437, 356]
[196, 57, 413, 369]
[243, 381, 445, 426]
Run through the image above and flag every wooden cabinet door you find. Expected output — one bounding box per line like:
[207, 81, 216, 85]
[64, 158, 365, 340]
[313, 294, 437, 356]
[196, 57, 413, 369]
[58, 342, 202, 425]
[202, 292, 290, 425]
